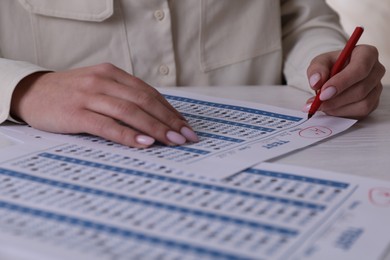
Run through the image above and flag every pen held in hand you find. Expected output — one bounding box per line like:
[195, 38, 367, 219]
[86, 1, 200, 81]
[307, 26, 364, 119]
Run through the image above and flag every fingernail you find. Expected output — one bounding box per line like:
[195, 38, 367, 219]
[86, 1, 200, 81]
[302, 103, 312, 112]
[307, 96, 315, 103]
[166, 130, 186, 145]
[180, 126, 199, 142]
[309, 73, 321, 88]
[135, 135, 155, 146]
[319, 86, 337, 101]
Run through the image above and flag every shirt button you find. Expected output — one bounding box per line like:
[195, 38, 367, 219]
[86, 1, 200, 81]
[159, 65, 169, 75]
[154, 10, 165, 21]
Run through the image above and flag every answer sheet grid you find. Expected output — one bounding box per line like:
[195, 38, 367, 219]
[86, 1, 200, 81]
[0, 143, 355, 260]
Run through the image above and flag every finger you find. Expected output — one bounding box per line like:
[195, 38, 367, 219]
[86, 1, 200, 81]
[157, 92, 188, 122]
[76, 110, 156, 148]
[124, 78, 186, 121]
[85, 94, 194, 145]
[95, 63, 186, 120]
[321, 45, 379, 96]
[320, 59, 384, 108]
[72, 64, 198, 143]
[307, 51, 336, 90]
[87, 77, 183, 127]
[302, 96, 316, 113]
[96, 80, 197, 140]
[322, 83, 382, 119]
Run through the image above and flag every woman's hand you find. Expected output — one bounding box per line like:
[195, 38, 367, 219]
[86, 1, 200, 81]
[305, 45, 386, 119]
[10, 63, 199, 147]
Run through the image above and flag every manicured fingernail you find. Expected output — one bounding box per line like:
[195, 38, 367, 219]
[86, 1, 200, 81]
[166, 130, 186, 145]
[302, 103, 312, 112]
[309, 73, 321, 88]
[135, 135, 155, 146]
[319, 86, 337, 101]
[181, 126, 199, 142]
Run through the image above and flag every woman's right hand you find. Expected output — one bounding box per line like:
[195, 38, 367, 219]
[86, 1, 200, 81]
[10, 63, 199, 148]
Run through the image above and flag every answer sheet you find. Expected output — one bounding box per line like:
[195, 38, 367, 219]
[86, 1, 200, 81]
[0, 89, 356, 179]
[0, 137, 389, 260]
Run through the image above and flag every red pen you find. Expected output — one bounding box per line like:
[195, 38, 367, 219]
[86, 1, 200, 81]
[307, 26, 364, 119]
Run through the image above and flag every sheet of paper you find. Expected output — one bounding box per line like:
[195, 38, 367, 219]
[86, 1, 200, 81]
[0, 135, 389, 260]
[0, 89, 357, 179]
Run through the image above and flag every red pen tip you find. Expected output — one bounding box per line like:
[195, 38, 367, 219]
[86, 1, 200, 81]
[307, 113, 313, 119]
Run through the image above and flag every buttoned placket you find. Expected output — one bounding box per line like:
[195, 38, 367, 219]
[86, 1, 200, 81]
[121, 0, 177, 87]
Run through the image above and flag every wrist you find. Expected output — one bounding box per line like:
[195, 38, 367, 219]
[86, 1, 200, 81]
[10, 72, 50, 122]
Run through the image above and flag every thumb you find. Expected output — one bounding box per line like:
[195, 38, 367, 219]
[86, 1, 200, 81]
[307, 51, 339, 91]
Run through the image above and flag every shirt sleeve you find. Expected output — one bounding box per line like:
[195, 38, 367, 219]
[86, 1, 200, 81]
[281, 0, 348, 92]
[0, 57, 50, 123]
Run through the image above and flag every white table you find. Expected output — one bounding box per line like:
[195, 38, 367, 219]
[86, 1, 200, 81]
[165, 85, 390, 181]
